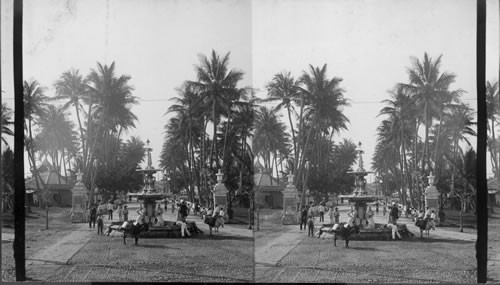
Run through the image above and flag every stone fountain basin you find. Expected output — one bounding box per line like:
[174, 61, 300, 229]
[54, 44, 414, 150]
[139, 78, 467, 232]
[107, 220, 203, 238]
[319, 223, 414, 240]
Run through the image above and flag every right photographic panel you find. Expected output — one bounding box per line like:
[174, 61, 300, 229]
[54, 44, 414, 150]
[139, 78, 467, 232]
[251, 0, 499, 283]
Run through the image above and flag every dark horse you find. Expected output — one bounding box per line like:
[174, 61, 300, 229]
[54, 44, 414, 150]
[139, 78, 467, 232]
[333, 223, 360, 248]
[415, 218, 433, 238]
[123, 223, 149, 245]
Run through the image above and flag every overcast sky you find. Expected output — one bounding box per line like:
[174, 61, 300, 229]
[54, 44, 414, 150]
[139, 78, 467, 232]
[1, 0, 499, 179]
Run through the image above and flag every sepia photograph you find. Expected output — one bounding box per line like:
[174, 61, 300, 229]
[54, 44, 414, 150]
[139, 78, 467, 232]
[1, 0, 499, 283]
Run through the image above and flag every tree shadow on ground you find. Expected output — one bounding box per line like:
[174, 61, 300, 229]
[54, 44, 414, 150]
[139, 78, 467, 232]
[405, 237, 474, 244]
[196, 234, 253, 242]
[136, 243, 182, 249]
[345, 246, 382, 251]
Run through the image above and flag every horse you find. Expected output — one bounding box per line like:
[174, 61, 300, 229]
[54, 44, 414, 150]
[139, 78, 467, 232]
[122, 222, 149, 245]
[203, 214, 223, 235]
[415, 218, 434, 238]
[332, 223, 360, 248]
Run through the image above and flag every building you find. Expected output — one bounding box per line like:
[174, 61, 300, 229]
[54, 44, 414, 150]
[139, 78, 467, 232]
[25, 165, 75, 207]
[254, 166, 284, 209]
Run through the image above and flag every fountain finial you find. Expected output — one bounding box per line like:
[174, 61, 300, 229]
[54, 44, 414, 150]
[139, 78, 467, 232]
[216, 169, 224, 184]
[428, 172, 435, 186]
[287, 173, 294, 185]
[357, 141, 365, 172]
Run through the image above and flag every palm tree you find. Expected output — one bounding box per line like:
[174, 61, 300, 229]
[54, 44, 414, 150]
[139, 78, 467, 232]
[296, 64, 349, 208]
[23, 80, 48, 205]
[252, 106, 289, 175]
[36, 105, 78, 180]
[85, 62, 138, 204]
[188, 50, 245, 171]
[1, 103, 14, 146]
[486, 80, 499, 179]
[53, 69, 89, 169]
[400, 53, 460, 175]
[264, 72, 300, 172]
[378, 86, 416, 206]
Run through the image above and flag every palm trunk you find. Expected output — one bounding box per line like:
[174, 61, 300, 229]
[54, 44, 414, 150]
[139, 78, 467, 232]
[421, 102, 429, 175]
[287, 106, 297, 173]
[74, 103, 86, 162]
[294, 94, 305, 176]
[298, 115, 317, 209]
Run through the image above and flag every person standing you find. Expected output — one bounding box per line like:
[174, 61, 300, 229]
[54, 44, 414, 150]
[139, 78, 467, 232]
[328, 207, 334, 224]
[156, 204, 164, 226]
[300, 207, 308, 230]
[333, 207, 340, 224]
[318, 204, 325, 223]
[218, 207, 225, 228]
[123, 205, 129, 222]
[307, 216, 315, 237]
[375, 202, 379, 214]
[107, 201, 114, 220]
[383, 203, 387, 216]
[390, 202, 399, 224]
[117, 205, 123, 222]
[89, 204, 97, 228]
[97, 214, 104, 235]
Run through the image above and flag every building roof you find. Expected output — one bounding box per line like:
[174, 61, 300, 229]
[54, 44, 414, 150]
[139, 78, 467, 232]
[25, 170, 75, 191]
[254, 171, 284, 192]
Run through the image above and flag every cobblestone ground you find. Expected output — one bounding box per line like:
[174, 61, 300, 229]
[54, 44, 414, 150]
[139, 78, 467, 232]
[39, 232, 253, 282]
[487, 206, 500, 283]
[3, 203, 254, 282]
[255, 206, 476, 283]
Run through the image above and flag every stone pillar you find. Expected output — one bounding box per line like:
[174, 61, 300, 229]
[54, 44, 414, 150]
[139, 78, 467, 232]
[425, 172, 440, 225]
[282, 174, 299, 225]
[71, 171, 88, 223]
[212, 169, 229, 223]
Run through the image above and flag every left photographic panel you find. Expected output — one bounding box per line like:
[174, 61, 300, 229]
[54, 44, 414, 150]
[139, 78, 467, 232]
[1, 0, 254, 282]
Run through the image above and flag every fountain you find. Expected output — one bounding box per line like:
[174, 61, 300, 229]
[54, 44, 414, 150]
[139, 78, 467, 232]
[342, 142, 413, 240]
[136, 139, 166, 224]
[345, 142, 377, 228]
[111, 139, 202, 238]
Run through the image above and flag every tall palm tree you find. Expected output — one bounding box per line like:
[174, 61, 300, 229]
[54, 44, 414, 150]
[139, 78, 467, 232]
[400, 53, 459, 175]
[486, 80, 499, 179]
[85, 62, 138, 204]
[188, 50, 245, 171]
[264, 72, 300, 172]
[53, 69, 89, 169]
[253, 106, 289, 175]
[36, 105, 78, 180]
[1, 103, 14, 146]
[296, 64, 349, 207]
[23, 80, 48, 203]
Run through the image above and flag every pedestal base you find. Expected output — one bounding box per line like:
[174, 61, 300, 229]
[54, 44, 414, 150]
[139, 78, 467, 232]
[282, 214, 298, 225]
[71, 212, 87, 223]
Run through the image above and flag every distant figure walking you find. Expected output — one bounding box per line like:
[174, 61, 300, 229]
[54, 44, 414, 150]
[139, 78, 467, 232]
[307, 216, 315, 237]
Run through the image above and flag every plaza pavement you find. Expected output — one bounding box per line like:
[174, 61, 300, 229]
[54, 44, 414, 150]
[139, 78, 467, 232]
[254, 204, 479, 283]
[23, 201, 252, 281]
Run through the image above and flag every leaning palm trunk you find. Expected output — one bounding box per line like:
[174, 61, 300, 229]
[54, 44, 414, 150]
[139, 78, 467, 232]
[287, 106, 297, 173]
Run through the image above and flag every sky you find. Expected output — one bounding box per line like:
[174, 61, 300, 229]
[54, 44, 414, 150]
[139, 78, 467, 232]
[1, 0, 499, 180]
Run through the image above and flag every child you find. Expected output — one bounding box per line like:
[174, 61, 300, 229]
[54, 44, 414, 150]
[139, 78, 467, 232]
[97, 214, 104, 235]
[307, 216, 314, 237]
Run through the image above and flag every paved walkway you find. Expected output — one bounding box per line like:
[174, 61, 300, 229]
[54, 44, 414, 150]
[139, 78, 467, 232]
[24, 200, 251, 280]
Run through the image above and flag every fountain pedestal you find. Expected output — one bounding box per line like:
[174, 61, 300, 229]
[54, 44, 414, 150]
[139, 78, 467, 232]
[282, 174, 299, 225]
[212, 169, 229, 223]
[71, 171, 88, 223]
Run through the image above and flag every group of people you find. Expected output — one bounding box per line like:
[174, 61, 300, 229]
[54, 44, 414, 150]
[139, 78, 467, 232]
[299, 204, 341, 237]
[87, 201, 130, 235]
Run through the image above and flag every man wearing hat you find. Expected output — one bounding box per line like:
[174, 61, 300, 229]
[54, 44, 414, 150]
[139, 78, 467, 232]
[389, 202, 399, 223]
